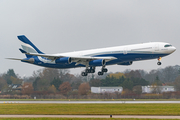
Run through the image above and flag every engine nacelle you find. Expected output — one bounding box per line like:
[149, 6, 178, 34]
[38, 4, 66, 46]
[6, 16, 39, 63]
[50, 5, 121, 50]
[89, 59, 106, 66]
[55, 57, 71, 64]
[118, 61, 133, 66]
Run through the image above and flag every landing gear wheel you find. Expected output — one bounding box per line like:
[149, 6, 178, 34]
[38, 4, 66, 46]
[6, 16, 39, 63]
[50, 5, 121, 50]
[81, 72, 88, 76]
[98, 71, 104, 76]
[157, 62, 162, 65]
[90, 69, 95, 73]
[85, 69, 95, 73]
[102, 68, 108, 72]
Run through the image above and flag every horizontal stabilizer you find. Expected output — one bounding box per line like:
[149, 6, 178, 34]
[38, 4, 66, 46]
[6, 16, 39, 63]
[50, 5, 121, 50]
[19, 48, 27, 53]
[6, 58, 31, 62]
[6, 58, 24, 61]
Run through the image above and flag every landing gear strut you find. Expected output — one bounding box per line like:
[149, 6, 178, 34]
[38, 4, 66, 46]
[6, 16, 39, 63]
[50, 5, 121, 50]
[157, 57, 162, 65]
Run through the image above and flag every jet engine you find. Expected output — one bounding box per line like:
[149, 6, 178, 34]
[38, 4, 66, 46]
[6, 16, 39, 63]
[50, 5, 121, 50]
[55, 57, 71, 64]
[89, 59, 106, 66]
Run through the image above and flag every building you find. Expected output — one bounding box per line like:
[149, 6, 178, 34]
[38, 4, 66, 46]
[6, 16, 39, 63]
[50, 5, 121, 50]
[142, 86, 175, 93]
[91, 87, 123, 93]
[2, 84, 23, 93]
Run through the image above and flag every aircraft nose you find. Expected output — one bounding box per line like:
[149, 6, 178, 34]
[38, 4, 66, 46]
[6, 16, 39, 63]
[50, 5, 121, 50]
[171, 46, 176, 53]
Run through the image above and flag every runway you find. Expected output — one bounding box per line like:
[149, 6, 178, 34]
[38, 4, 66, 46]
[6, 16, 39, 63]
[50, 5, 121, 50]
[0, 115, 180, 119]
[1, 100, 180, 104]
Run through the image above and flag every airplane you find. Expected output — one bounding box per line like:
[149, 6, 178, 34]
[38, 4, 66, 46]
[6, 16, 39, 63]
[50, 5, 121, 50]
[8, 35, 176, 76]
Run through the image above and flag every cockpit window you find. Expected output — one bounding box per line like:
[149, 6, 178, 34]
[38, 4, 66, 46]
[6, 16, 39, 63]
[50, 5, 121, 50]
[164, 44, 172, 47]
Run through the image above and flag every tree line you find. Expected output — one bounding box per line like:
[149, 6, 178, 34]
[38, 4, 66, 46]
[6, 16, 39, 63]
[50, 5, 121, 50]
[0, 65, 180, 98]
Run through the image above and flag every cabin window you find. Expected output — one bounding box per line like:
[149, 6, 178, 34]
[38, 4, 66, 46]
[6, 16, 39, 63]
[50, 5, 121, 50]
[164, 44, 172, 47]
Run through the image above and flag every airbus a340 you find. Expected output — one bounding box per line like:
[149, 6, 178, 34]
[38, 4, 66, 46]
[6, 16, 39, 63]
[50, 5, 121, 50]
[8, 35, 176, 76]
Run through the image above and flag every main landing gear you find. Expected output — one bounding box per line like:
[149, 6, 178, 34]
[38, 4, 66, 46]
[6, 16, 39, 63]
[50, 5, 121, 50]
[98, 67, 108, 76]
[81, 66, 108, 76]
[157, 57, 162, 65]
[81, 67, 95, 76]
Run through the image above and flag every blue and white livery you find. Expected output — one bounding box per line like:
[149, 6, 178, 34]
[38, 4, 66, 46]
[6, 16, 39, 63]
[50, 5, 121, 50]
[8, 35, 176, 76]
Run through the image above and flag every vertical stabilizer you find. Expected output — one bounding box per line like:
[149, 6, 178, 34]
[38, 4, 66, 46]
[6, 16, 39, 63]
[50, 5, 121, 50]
[18, 35, 44, 54]
[17, 35, 44, 58]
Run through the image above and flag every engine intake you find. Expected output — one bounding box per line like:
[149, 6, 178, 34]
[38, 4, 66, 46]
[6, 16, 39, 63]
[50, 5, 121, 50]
[89, 59, 106, 66]
[118, 61, 133, 66]
[55, 57, 71, 64]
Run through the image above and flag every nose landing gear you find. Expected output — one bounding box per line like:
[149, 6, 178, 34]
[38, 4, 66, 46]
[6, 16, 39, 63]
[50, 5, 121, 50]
[157, 57, 162, 65]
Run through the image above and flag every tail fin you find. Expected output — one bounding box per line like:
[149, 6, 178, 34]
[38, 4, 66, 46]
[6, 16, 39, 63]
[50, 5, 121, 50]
[17, 35, 44, 58]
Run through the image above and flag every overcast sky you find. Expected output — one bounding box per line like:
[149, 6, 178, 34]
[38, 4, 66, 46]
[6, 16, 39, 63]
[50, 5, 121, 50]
[0, 0, 180, 77]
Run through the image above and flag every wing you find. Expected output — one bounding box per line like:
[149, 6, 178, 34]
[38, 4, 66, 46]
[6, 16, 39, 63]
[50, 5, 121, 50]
[25, 53, 117, 65]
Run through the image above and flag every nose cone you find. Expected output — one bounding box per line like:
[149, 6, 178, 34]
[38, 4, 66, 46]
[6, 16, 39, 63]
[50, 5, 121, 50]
[170, 46, 176, 53]
[172, 46, 176, 52]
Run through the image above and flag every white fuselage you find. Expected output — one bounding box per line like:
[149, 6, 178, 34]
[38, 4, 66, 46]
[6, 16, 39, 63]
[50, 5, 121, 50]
[54, 42, 176, 58]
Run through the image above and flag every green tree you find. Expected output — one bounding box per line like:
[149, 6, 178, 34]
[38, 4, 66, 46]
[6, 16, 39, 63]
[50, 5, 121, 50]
[71, 79, 82, 90]
[89, 79, 101, 87]
[37, 79, 50, 91]
[122, 79, 133, 90]
[153, 76, 162, 86]
[7, 69, 17, 78]
[39, 68, 60, 82]
[125, 70, 142, 79]
[51, 78, 62, 90]
[0, 77, 8, 91]
[132, 77, 149, 86]
[33, 77, 40, 91]
[3, 69, 18, 84]
[10, 76, 22, 84]
[101, 75, 126, 87]
[32, 77, 50, 91]
[174, 76, 180, 91]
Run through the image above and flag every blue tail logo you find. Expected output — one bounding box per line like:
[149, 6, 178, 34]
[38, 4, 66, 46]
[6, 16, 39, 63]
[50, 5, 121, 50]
[17, 35, 44, 58]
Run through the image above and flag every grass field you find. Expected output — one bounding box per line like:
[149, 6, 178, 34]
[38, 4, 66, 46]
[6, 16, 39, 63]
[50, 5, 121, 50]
[0, 103, 180, 115]
[0, 103, 180, 120]
[0, 118, 179, 120]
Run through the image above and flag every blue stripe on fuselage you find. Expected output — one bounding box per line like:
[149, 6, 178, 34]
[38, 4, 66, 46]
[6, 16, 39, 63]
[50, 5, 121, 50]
[21, 53, 169, 69]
